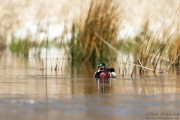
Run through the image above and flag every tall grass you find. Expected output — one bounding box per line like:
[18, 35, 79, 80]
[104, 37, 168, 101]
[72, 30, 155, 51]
[168, 38, 180, 73]
[1, 0, 179, 75]
[115, 19, 180, 76]
[69, 0, 121, 66]
[9, 36, 37, 57]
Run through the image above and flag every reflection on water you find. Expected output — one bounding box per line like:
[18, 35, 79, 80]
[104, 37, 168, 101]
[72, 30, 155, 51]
[0, 94, 180, 120]
[0, 50, 180, 120]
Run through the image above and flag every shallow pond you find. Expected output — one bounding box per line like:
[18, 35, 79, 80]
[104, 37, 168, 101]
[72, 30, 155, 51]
[0, 50, 180, 120]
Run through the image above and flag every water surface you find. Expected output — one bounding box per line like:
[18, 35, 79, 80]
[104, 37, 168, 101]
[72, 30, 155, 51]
[0, 50, 180, 120]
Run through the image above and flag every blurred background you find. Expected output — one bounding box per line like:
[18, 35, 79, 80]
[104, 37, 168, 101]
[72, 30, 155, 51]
[0, 0, 179, 72]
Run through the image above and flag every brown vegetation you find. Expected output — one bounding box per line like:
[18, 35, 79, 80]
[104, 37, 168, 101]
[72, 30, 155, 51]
[70, 0, 121, 66]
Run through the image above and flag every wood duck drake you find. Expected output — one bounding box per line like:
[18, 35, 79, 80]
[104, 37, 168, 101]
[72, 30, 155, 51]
[94, 62, 116, 78]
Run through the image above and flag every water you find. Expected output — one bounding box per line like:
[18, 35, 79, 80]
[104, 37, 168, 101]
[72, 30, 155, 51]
[0, 50, 180, 120]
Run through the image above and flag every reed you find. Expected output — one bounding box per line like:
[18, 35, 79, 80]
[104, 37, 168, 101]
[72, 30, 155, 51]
[9, 36, 37, 57]
[114, 19, 180, 76]
[168, 38, 180, 73]
[68, 0, 121, 66]
[1, 0, 179, 75]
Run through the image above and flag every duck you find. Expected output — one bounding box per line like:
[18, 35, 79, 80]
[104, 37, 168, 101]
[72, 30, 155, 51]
[94, 62, 116, 78]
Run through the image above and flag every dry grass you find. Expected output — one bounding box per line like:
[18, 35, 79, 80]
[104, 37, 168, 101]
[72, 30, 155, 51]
[0, 0, 180, 75]
[69, 0, 121, 66]
[168, 38, 180, 73]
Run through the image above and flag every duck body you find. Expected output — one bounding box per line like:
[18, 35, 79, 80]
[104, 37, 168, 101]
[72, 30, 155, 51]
[99, 71, 111, 78]
[94, 68, 116, 78]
